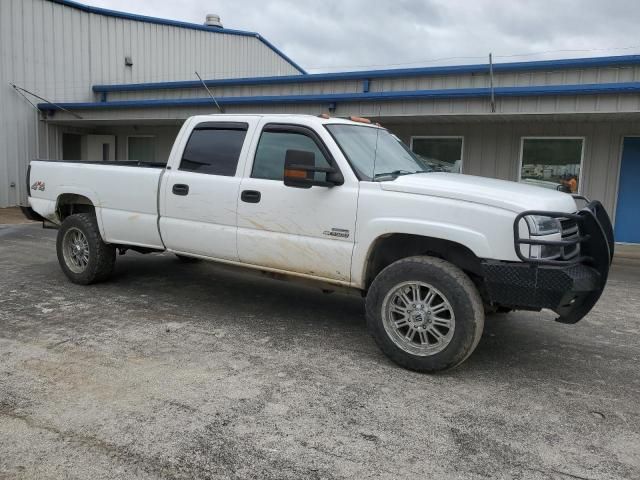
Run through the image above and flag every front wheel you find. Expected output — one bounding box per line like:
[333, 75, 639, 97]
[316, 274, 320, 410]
[56, 213, 116, 285]
[365, 256, 484, 372]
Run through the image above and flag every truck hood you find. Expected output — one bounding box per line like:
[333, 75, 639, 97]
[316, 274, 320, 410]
[379, 173, 577, 213]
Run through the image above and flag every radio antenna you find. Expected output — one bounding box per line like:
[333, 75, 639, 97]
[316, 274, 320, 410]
[10, 83, 83, 119]
[195, 71, 224, 113]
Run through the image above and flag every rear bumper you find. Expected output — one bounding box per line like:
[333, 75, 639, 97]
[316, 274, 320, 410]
[20, 205, 46, 222]
[483, 200, 614, 324]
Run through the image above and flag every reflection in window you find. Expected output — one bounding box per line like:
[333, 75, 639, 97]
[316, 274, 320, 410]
[411, 137, 463, 173]
[180, 128, 246, 176]
[520, 138, 583, 193]
[252, 131, 330, 181]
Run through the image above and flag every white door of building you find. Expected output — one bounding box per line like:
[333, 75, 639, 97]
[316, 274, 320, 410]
[82, 135, 116, 161]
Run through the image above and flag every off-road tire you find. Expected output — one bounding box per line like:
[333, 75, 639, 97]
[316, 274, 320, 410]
[56, 213, 116, 285]
[365, 256, 484, 372]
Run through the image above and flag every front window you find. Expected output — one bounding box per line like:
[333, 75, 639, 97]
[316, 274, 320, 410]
[519, 138, 583, 193]
[326, 124, 430, 181]
[252, 130, 331, 181]
[411, 137, 463, 173]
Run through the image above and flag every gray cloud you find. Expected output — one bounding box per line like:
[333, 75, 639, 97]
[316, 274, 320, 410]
[86, 0, 640, 72]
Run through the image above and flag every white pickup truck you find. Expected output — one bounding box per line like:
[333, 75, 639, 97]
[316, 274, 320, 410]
[25, 114, 614, 372]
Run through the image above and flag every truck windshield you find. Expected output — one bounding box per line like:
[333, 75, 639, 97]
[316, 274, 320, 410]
[325, 124, 432, 181]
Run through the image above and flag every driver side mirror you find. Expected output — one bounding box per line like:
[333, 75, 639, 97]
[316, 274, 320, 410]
[283, 149, 343, 189]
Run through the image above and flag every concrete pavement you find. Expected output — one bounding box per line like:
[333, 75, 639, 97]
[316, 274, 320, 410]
[1, 223, 639, 479]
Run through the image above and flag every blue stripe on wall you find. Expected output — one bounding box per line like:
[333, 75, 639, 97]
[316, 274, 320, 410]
[38, 81, 640, 111]
[92, 55, 640, 93]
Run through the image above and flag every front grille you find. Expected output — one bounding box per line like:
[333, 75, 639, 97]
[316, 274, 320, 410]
[560, 218, 580, 260]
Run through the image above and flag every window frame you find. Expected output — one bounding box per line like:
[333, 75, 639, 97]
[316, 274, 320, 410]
[250, 123, 340, 181]
[409, 135, 465, 174]
[517, 136, 585, 194]
[178, 121, 249, 176]
[126, 135, 156, 162]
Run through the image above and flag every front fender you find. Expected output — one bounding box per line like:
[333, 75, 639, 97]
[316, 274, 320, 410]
[351, 218, 494, 288]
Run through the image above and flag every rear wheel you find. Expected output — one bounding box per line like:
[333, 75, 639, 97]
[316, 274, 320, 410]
[365, 256, 484, 372]
[56, 213, 115, 285]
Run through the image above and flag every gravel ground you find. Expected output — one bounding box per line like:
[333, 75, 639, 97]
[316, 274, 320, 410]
[1, 223, 639, 480]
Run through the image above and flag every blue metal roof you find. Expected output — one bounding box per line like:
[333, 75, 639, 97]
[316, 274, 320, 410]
[92, 54, 640, 93]
[47, 0, 306, 74]
[38, 81, 640, 111]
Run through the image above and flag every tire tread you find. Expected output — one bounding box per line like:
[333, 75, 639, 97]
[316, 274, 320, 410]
[56, 213, 115, 285]
[365, 256, 484, 372]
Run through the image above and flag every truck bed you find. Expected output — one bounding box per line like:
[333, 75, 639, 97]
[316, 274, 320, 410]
[28, 159, 166, 249]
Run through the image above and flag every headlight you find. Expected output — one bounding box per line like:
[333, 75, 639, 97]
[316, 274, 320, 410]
[522, 215, 562, 260]
[524, 215, 561, 236]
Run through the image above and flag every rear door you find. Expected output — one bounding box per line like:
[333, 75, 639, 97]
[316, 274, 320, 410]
[160, 121, 250, 260]
[236, 122, 358, 282]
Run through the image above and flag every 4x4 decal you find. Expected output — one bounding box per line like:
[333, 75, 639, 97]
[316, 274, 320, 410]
[31, 181, 45, 191]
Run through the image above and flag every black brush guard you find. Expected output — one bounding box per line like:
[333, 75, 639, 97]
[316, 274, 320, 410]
[483, 199, 614, 324]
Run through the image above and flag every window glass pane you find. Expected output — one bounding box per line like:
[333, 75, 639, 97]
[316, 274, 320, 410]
[252, 131, 330, 181]
[520, 138, 582, 193]
[180, 128, 246, 176]
[128, 137, 155, 163]
[327, 125, 428, 180]
[411, 138, 463, 173]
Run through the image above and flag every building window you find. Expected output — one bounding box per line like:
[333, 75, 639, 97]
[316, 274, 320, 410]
[410, 137, 463, 173]
[127, 136, 156, 163]
[179, 125, 247, 176]
[519, 137, 583, 193]
[252, 130, 330, 181]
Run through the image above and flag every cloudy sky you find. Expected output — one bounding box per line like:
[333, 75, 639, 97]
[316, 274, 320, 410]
[87, 0, 639, 72]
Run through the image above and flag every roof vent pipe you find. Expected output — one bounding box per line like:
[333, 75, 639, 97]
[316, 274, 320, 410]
[204, 14, 223, 28]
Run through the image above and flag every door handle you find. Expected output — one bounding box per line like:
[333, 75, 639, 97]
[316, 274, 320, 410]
[172, 184, 189, 196]
[241, 190, 261, 203]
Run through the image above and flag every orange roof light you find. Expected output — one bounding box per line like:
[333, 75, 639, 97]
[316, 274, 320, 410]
[349, 116, 372, 124]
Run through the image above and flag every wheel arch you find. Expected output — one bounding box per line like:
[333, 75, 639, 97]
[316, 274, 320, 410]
[361, 233, 485, 291]
[55, 191, 106, 240]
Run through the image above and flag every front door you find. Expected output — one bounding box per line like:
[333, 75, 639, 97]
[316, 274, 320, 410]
[160, 121, 249, 260]
[615, 137, 640, 243]
[236, 123, 358, 282]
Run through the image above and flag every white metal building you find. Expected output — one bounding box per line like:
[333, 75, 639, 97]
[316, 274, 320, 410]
[3, 0, 640, 244]
[0, 0, 303, 207]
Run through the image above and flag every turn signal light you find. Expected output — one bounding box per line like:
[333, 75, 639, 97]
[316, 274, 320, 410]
[284, 169, 308, 178]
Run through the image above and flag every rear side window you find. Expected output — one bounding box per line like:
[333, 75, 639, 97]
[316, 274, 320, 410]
[179, 123, 248, 176]
[252, 130, 331, 181]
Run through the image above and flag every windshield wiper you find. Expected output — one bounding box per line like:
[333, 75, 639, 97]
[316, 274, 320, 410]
[373, 169, 430, 181]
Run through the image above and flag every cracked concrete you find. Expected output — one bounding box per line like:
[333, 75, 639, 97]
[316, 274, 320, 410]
[1, 223, 639, 479]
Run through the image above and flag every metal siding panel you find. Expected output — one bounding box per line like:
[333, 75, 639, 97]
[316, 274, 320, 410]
[0, 0, 302, 206]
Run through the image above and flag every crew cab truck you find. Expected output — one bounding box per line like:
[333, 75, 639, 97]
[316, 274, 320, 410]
[26, 114, 615, 372]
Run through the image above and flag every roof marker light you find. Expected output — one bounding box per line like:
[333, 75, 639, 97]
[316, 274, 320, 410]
[349, 116, 372, 124]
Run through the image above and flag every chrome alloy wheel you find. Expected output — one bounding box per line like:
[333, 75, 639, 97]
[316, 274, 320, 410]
[381, 281, 455, 356]
[62, 227, 90, 273]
